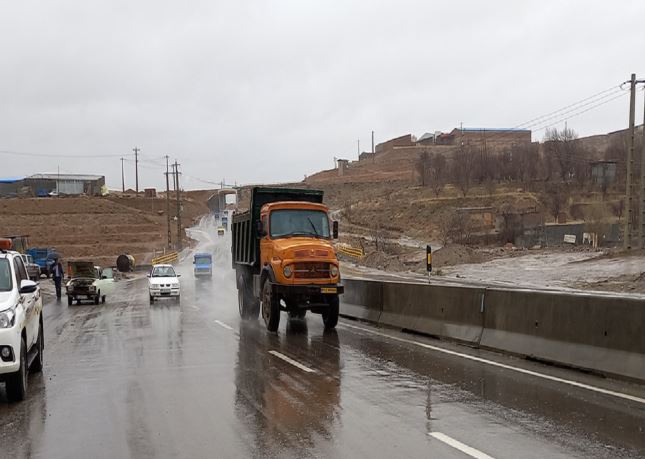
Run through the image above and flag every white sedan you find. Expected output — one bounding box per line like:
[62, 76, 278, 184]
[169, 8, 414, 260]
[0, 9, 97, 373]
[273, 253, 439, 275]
[148, 264, 181, 304]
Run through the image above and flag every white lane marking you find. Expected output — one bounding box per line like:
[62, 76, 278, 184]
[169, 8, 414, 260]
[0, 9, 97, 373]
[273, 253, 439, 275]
[429, 432, 495, 459]
[339, 322, 645, 406]
[269, 350, 315, 373]
[213, 320, 234, 331]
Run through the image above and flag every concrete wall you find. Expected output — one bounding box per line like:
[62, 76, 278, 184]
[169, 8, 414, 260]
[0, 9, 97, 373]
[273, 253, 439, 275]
[340, 279, 645, 382]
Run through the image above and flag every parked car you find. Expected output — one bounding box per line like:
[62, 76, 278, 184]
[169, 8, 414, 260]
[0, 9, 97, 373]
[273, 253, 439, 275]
[148, 264, 181, 304]
[0, 245, 44, 401]
[20, 254, 41, 282]
[65, 261, 115, 305]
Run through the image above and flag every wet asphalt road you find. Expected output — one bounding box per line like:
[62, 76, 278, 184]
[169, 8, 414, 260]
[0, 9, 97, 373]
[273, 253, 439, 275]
[1, 264, 645, 458]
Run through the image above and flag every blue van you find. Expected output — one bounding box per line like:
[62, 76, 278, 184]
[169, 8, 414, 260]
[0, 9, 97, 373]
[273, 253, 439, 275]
[193, 253, 213, 278]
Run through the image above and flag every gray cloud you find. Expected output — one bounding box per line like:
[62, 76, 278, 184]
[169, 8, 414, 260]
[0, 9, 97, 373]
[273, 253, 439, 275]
[1, 0, 644, 189]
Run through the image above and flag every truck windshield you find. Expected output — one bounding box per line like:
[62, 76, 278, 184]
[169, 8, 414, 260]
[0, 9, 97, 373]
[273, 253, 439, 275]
[0, 259, 12, 292]
[270, 209, 330, 239]
[194, 256, 211, 265]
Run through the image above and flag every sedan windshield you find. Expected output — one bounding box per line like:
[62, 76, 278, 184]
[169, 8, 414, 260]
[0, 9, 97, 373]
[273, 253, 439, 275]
[0, 259, 12, 292]
[152, 266, 176, 277]
[270, 209, 330, 239]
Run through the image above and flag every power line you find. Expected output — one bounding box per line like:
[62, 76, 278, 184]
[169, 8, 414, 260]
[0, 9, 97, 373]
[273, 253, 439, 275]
[0, 150, 126, 158]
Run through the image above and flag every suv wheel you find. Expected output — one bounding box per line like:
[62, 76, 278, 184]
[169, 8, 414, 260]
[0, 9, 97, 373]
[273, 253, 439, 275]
[31, 321, 44, 373]
[6, 337, 27, 402]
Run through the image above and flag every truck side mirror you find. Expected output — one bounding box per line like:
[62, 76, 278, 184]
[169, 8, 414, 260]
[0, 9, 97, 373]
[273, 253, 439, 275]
[332, 221, 339, 239]
[256, 221, 266, 238]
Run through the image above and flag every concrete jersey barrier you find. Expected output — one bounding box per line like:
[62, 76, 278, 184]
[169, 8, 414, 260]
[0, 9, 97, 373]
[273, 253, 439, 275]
[341, 278, 645, 382]
[380, 282, 486, 345]
[480, 288, 645, 381]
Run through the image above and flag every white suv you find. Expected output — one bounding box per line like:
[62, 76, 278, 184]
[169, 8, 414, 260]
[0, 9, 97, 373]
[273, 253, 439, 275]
[148, 264, 181, 304]
[0, 249, 44, 401]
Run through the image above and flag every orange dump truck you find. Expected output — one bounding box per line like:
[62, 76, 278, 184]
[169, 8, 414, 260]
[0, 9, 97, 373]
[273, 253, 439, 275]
[231, 187, 343, 331]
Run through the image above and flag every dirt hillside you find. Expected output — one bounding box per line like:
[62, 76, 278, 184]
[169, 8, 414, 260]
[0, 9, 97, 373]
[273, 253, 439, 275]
[0, 190, 212, 269]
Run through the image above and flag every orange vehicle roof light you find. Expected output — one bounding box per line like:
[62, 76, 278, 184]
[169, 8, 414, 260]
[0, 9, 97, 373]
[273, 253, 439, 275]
[0, 239, 12, 250]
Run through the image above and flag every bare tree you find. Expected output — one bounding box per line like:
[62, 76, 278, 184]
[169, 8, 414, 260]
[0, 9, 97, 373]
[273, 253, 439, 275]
[416, 150, 430, 186]
[543, 126, 582, 184]
[429, 153, 447, 197]
[452, 146, 474, 197]
[438, 210, 473, 245]
[544, 183, 570, 222]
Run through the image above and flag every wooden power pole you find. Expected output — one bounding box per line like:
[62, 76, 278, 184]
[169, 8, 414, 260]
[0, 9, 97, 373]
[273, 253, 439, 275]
[164, 155, 171, 249]
[624, 74, 636, 250]
[133, 146, 140, 197]
[173, 161, 182, 251]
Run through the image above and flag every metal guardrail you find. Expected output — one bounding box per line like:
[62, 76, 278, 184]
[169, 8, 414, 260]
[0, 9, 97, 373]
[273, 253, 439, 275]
[337, 245, 364, 259]
[151, 251, 179, 265]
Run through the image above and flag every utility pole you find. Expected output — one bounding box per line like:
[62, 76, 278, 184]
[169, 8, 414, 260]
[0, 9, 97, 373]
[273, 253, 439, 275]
[372, 130, 375, 163]
[133, 147, 140, 196]
[164, 155, 171, 248]
[120, 158, 125, 193]
[357, 139, 360, 157]
[624, 74, 636, 250]
[640, 89, 645, 248]
[173, 161, 182, 251]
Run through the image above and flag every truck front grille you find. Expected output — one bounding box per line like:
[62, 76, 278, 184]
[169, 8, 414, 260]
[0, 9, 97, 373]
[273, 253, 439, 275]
[293, 262, 330, 279]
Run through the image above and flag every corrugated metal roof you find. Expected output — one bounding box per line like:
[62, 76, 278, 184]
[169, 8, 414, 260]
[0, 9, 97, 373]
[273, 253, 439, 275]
[27, 173, 104, 181]
[0, 177, 25, 184]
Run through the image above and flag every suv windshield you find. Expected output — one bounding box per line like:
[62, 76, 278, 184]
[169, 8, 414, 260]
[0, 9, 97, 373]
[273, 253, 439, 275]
[0, 259, 12, 292]
[270, 209, 330, 239]
[152, 266, 176, 277]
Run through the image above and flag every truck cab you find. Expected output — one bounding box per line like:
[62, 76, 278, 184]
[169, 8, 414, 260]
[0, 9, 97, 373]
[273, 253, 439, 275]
[232, 187, 343, 332]
[193, 253, 213, 278]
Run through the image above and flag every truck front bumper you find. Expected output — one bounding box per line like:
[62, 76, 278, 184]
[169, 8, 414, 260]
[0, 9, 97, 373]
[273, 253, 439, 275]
[272, 284, 344, 296]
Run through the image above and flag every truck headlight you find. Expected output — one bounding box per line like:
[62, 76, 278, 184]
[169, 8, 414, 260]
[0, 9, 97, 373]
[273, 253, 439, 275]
[89, 286, 96, 292]
[283, 265, 292, 278]
[330, 265, 339, 277]
[0, 309, 15, 328]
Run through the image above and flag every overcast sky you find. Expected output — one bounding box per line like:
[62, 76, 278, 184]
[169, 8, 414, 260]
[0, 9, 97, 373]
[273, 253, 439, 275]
[1, 1, 644, 190]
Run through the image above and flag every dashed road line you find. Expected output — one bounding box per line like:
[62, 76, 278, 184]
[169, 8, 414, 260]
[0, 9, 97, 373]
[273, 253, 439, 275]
[429, 432, 495, 459]
[339, 322, 645, 406]
[269, 350, 315, 373]
[213, 320, 234, 331]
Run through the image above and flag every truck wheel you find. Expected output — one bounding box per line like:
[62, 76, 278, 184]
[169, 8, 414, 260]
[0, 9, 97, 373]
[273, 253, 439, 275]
[6, 337, 27, 402]
[94, 295, 100, 305]
[101, 295, 106, 304]
[67, 296, 73, 306]
[261, 281, 280, 332]
[31, 321, 44, 373]
[238, 276, 259, 319]
[322, 296, 339, 330]
[149, 295, 154, 304]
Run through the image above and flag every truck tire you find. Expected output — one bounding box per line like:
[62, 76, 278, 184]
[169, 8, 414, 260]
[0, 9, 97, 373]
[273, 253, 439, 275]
[6, 337, 27, 402]
[67, 295, 73, 306]
[94, 294, 100, 305]
[261, 281, 280, 332]
[238, 275, 259, 319]
[322, 296, 339, 330]
[31, 320, 44, 373]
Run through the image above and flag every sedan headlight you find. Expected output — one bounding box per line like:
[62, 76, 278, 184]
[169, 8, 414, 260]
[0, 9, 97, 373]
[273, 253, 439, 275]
[171, 283, 180, 289]
[0, 309, 15, 328]
[283, 265, 292, 278]
[330, 265, 339, 277]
